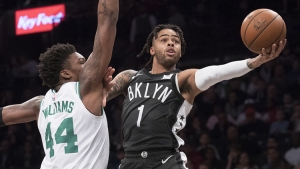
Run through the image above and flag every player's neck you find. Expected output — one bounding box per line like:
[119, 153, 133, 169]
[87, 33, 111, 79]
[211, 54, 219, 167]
[150, 64, 176, 74]
[53, 83, 63, 92]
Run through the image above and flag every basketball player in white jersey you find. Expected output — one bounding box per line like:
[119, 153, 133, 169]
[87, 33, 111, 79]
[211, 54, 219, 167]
[0, 0, 119, 168]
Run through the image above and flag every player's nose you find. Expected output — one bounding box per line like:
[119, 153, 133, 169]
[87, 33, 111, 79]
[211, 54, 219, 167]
[167, 42, 174, 47]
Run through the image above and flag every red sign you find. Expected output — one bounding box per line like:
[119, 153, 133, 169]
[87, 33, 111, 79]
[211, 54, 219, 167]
[15, 4, 65, 35]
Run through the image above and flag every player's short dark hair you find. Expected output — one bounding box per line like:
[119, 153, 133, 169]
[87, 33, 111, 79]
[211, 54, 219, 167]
[37, 43, 76, 89]
[137, 24, 186, 69]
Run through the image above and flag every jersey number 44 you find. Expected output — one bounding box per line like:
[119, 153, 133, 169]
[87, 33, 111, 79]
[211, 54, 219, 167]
[45, 117, 78, 158]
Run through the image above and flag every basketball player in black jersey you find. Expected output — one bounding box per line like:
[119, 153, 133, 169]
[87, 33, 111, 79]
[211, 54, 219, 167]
[107, 24, 287, 169]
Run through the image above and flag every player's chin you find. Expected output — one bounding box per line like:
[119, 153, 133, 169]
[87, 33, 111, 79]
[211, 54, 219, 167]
[163, 58, 178, 67]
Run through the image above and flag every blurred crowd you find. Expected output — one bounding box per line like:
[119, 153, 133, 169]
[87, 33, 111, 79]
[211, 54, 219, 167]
[1, 0, 300, 169]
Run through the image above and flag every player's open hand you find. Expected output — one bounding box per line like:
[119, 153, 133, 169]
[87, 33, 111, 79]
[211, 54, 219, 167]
[258, 39, 287, 63]
[248, 39, 287, 69]
[102, 67, 115, 107]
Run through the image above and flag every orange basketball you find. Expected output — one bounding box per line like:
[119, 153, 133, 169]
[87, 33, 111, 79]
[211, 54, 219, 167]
[240, 9, 286, 54]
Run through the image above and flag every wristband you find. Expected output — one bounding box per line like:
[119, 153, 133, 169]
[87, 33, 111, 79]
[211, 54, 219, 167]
[0, 107, 5, 127]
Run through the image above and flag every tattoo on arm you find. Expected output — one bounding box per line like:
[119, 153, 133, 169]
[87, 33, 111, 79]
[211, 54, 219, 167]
[246, 58, 255, 69]
[107, 71, 136, 100]
[98, 0, 107, 16]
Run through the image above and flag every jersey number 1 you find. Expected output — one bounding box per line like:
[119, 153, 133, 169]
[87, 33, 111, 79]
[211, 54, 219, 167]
[137, 105, 144, 127]
[45, 117, 78, 158]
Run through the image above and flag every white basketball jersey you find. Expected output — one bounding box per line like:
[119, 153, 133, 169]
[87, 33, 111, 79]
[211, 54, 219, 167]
[38, 82, 109, 169]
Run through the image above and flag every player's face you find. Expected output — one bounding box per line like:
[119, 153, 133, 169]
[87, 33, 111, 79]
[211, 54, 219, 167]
[67, 52, 86, 81]
[150, 29, 181, 68]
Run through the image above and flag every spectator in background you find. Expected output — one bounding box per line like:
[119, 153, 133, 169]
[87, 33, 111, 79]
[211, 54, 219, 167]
[198, 164, 209, 169]
[188, 1, 212, 48]
[269, 109, 289, 135]
[186, 159, 195, 169]
[211, 111, 234, 139]
[224, 91, 241, 120]
[207, 105, 236, 131]
[281, 92, 294, 120]
[227, 79, 248, 106]
[187, 117, 208, 145]
[20, 140, 41, 169]
[0, 60, 14, 90]
[253, 79, 267, 108]
[266, 84, 280, 105]
[167, 4, 185, 30]
[284, 132, 300, 167]
[262, 148, 290, 169]
[179, 143, 199, 169]
[255, 136, 283, 167]
[238, 105, 268, 137]
[218, 126, 249, 160]
[288, 101, 300, 132]
[287, 59, 300, 91]
[262, 98, 277, 123]
[196, 132, 221, 161]
[129, 3, 157, 53]
[236, 99, 261, 126]
[197, 87, 223, 122]
[200, 147, 224, 169]
[11, 55, 38, 79]
[259, 61, 274, 83]
[234, 152, 259, 169]
[246, 74, 260, 97]
[0, 90, 14, 107]
[226, 144, 241, 169]
[270, 64, 287, 93]
[0, 139, 16, 169]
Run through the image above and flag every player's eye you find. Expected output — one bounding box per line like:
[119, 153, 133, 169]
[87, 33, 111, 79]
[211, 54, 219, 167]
[161, 39, 167, 42]
[173, 39, 180, 44]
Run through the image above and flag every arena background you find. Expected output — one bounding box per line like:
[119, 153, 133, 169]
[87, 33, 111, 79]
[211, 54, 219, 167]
[0, 0, 300, 168]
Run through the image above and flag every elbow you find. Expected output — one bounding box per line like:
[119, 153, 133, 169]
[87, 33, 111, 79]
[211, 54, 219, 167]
[107, 10, 119, 23]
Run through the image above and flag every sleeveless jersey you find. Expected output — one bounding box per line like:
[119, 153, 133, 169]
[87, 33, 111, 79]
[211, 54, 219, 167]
[38, 82, 109, 169]
[122, 68, 193, 152]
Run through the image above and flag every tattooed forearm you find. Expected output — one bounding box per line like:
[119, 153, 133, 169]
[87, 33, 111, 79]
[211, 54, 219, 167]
[98, 0, 107, 16]
[107, 70, 136, 100]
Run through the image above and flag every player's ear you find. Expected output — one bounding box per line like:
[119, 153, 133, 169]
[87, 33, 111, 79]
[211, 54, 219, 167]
[60, 70, 71, 79]
[150, 47, 155, 56]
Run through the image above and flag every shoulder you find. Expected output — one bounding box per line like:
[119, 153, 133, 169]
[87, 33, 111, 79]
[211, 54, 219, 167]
[26, 95, 44, 104]
[116, 69, 138, 82]
[177, 69, 198, 82]
[178, 69, 197, 77]
[121, 69, 138, 77]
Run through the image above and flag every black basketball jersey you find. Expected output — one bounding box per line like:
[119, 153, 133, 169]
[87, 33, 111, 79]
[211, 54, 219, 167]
[122, 68, 193, 152]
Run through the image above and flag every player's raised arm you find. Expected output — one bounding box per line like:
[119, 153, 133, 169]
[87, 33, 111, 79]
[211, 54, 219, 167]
[79, 0, 119, 115]
[1, 96, 44, 126]
[179, 40, 287, 103]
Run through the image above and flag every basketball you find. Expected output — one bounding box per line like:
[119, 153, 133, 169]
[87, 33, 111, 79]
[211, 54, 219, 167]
[240, 9, 286, 54]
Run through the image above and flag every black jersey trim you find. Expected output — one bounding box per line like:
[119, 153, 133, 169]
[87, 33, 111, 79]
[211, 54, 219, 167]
[170, 73, 186, 101]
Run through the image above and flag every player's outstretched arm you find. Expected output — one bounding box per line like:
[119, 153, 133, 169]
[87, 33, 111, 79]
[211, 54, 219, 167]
[106, 69, 137, 101]
[0, 96, 44, 126]
[79, 0, 119, 115]
[178, 40, 287, 103]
